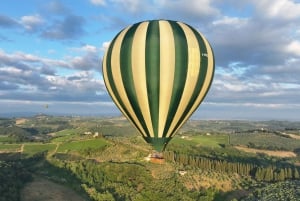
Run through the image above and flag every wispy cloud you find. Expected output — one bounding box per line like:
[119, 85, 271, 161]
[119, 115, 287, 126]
[0, 15, 19, 28]
[41, 15, 86, 40]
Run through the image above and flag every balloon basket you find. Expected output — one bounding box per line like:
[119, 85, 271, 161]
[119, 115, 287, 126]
[149, 152, 164, 164]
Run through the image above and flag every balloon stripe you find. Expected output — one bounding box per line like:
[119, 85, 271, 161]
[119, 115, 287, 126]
[170, 26, 214, 137]
[145, 21, 160, 138]
[198, 33, 215, 103]
[103, 28, 147, 137]
[162, 21, 188, 138]
[131, 22, 154, 137]
[165, 22, 202, 138]
[158, 20, 175, 138]
[119, 23, 152, 137]
[111, 27, 148, 137]
[103, 33, 130, 118]
[169, 25, 209, 136]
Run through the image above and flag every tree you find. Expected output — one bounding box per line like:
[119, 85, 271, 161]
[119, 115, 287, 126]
[294, 168, 299, 179]
[264, 167, 274, 182]
[278, 169, 285, 181]
[287, 168, 293, 179]
[255, 167, 263, 181]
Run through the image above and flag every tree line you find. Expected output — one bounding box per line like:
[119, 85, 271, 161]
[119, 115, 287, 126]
[163, 151, 300, 182]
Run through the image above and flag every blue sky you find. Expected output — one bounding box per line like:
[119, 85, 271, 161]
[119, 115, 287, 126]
[1, 0, 300, 120]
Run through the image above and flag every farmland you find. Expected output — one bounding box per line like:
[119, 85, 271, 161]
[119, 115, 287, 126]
[0, 115, 299, 201]
[0, 143, 21, 152]
[56, 138, 109, 153]
[23, 143, 56, 157]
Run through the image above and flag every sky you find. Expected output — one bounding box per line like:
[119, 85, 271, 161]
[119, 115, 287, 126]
[0, 0, 300, 120]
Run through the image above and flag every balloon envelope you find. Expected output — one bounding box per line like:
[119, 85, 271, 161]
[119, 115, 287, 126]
[102, 19, 215, 152]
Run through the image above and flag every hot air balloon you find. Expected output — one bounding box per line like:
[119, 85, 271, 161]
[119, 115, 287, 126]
[102, 19, 215, 152]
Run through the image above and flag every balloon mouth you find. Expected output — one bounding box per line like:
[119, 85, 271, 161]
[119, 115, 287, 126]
[143, 137, 172, 152]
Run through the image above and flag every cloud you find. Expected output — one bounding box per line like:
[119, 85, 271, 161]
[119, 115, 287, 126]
[20, 14, 44, 31]
[41, 15, 86, 40]
[157, 0, 219, 20]
[0, 50, 34, 71]
[94, 14, 128, 32]
[112, 0, 216, 26]
[69, 53, 100, 71]
[101, 41, 110, 52]
[91, 0, 148, 13]
[0, 81, 18, 90]
[208, 1, 300, 72]
[81, 44, 98, 53]
[111, 0, 148, 13]
[0, 65, 49, 92]
[67, 45, 101, 71]
[42, 71, 106, 102]
[42, 0, 71, 15]
[285, 41, 300, 56]
[71, 44, 98, 53]
[0, 48, 106, 103]
[40, 65, 56, 75]
[93, 0, 206, 19]
[0, 45, 101, 73]
[212, 16, 248, 26]
[0, 15, 19, 28]
[254, 0, 300, 20]
[210, 18, 289, 67]
[90, 0, 106, 6]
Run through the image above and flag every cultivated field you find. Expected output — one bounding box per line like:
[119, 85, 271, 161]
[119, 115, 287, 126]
[0, 144, 21, 152]
[234, 146, 297, 158]
[23, 143, 57, 157]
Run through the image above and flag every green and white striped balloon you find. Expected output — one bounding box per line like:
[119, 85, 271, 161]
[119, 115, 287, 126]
[102, 19, 215, 152]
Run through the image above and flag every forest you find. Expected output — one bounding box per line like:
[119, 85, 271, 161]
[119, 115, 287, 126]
[0, 115, 299, 201]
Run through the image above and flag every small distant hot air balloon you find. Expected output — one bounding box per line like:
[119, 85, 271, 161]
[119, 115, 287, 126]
[102, 19, 215, 152]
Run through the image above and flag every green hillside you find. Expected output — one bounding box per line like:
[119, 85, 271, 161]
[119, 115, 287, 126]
[0, 116, 299, 201]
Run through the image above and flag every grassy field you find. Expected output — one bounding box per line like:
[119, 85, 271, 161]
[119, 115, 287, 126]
[51, 134, 78, 143]
[190, 134, 229, 147]
[50, 128, 84, 143]
[0, 136, 15, 143]
[55, 128, 82, 136]
[0, 144, 21, 152]
[57, 138, 109, 153]
[23, 143, 56, 157]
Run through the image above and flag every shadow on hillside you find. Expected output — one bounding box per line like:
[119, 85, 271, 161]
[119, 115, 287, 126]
[0, 152, 23, 160]
[0, 151, 91, 200]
